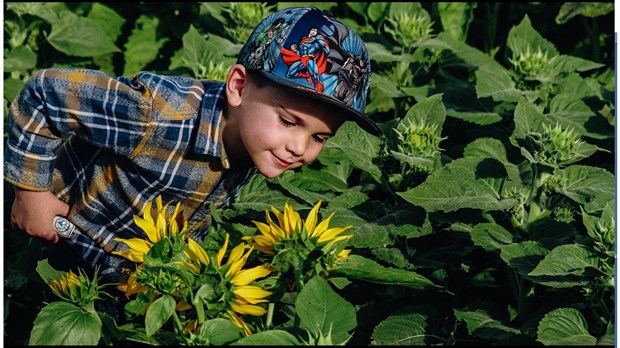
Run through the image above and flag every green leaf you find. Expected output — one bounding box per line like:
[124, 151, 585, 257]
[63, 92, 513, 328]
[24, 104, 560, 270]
[176, 25, 239, 78]
[470, 223, 515, 252]
[499, 241, 548, 275]
[233, 174, 296, 214]
[371, 312, 428, 345]
[548, 55, 604, 75]
[463, 137, 522, 184]
[511, 96, 545, 143]
[123, 15, 168, 76]
[99, 312, 164, 345]
[546, 93, 612, 140]
[556, 2, 614, 24]
[507, 14, 558, 59]
[200, 318, 244, 345]
[4, 46, 37, 72]
[528, 244, 599, 277]
[145, 294, 175, 337]
[87, 3, 126, 43]
[325, 122, 383, 182]
[397, 157, 519, 212]
[537, 308, 597, 345]
[296, 276, 357, 345]
[366, 73, 403, 113]
[440, 33, 521, 102]
[7, 2, 66, 23]
[231, 329, 302, 345]
[554, 165, 615, 207]
[399, 93, 446, 132]
[4, 78, 26, 104]
[365, 42, 405, 63]
[437, 2, 477, 42]
[46, 11, 120, 57]
[35, 258, 68, 285]
[330, 255, 438, 289]
[529, 219, 577, 249]
[366, 3, 388, 23]
[454, 308, 521, 341]
[29, 302, 102, 345]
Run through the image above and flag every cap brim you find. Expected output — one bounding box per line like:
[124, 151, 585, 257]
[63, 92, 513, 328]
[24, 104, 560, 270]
[259, 71, 381, 136]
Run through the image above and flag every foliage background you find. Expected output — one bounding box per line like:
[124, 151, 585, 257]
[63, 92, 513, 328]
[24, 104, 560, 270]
[3, 2, 615, 345]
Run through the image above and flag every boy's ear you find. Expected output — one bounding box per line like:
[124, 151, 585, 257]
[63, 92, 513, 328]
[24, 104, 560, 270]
[226, 64, 248, 107]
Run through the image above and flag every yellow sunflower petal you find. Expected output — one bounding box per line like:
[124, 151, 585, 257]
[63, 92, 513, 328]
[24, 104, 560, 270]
[248, 236, 276, 254]
[155, 195, 163, 213]
[177, 261, 200, 273]
[169, 202, 181, 235]
[48, 279, 63, 296]
[252, 220, 279, 242]
[231, 265, 272, 286]
[311, 211, 336, 238]
[304, 201, 322, 235]
[283, 202, 301, 235]
[155, 207, 167, 240]
[124, 268, 149, 296]
[231, 302, 268, 316]
[134, 215, 158, 243]
[226, 245, 251, 278]
[233, 285, 272, 304]
[324, 234, 352, 250]
[216, 233, 230, 268]
[337, 249, 352, 260]
[186, 238, 210, 266]
[266, 213, 286, 239]
[270, 206, 284, 229]
[67, 271, 80, 286]
[227, 310, 252, 336]
[141, 201, 154, 224]
[112, 237, 151, 262]
[317, 226, 352, 244]
[226, 242, 246, 266]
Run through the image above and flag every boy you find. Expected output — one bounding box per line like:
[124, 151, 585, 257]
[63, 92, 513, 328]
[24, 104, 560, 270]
[4, 6, 380, 289]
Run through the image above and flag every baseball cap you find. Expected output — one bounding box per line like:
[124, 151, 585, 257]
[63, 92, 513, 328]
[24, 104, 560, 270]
[237, 7, 381, 136]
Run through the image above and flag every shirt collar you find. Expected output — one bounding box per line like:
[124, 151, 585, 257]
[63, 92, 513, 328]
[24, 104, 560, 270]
[192, 81, 230, 168]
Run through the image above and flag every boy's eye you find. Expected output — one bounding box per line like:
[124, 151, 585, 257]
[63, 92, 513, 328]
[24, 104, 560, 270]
[278, 116, 296, 127]
[312, 135, 328, 144]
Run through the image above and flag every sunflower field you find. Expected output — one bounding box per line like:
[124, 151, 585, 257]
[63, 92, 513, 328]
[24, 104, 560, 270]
[3, 2, 616, 346]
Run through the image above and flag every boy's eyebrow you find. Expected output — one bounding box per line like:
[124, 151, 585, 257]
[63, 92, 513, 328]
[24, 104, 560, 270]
[278, 104, 335, 137]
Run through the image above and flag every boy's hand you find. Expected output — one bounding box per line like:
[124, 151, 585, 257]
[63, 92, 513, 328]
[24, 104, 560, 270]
[11, 187, 70, 244]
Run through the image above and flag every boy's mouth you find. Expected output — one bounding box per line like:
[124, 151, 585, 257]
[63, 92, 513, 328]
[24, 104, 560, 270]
[272, 154, 293, 168]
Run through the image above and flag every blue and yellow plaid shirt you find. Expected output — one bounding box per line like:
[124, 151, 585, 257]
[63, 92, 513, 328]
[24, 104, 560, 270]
[4, 68, 256, 280]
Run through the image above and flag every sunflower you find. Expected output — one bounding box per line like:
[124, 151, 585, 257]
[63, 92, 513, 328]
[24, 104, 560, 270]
[217, 234, 272, 314]
[113, 195, 186, 263]
[48, 270, 81, 300]
[47, 268, 104, 305]
[180, 232, 272, 335]
[248, 200, 353, 255]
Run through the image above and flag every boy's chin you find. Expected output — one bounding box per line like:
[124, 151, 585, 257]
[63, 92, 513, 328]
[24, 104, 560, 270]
[257, 166, 286, 179]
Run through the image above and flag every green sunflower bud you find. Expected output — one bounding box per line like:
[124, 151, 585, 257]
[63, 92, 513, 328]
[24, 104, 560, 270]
[508, 46, 554, 77]
[529, 123, 593, 167]
[224, 2, 275, 44]
[384, 11, 434, 47]
[394, 118, 444, 159]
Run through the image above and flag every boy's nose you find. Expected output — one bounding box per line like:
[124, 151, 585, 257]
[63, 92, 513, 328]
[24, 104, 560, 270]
[285, 136, 307, 157]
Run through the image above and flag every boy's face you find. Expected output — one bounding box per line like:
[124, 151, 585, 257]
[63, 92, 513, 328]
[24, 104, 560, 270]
[232, 76, 344, 178]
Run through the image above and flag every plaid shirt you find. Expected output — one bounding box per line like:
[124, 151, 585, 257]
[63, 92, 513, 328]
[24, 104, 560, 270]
[4, 68, 256, 280]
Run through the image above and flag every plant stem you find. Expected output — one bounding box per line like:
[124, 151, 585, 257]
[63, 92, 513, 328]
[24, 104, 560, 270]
[172, 311, 184, 336]
[266, 302, 275, 328]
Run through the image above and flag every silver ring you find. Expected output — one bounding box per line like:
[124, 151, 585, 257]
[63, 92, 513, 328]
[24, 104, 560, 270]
[53, 216, 75, 238]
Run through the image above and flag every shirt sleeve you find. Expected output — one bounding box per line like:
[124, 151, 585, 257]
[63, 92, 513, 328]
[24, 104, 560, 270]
[4, 68, 154, 191]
